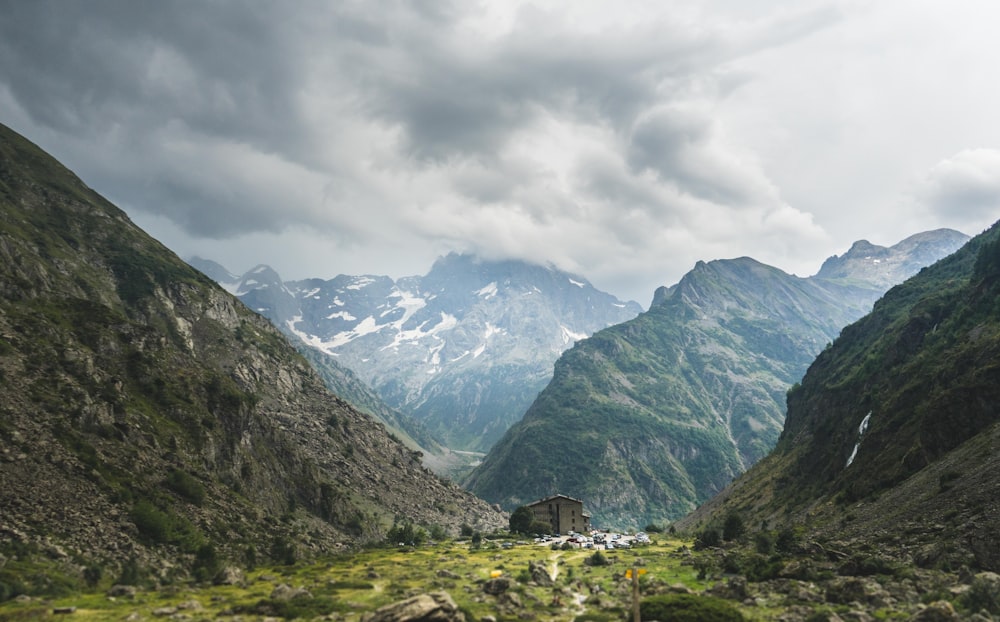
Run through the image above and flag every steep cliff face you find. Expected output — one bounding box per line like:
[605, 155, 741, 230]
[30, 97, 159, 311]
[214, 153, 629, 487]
[0, 124, 504, 575]
[466, 233, 968, 530]
[681, 222, 1000, 570]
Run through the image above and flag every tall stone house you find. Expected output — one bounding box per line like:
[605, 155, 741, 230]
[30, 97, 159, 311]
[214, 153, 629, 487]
[527, 494, 591, 534]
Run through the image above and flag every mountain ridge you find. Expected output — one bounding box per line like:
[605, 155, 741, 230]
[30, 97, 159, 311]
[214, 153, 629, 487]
[465, 229, 968, 529]
[679, 220, 1000, 570]
[0, 123, 505, 576]
[212, 252, 643, 452]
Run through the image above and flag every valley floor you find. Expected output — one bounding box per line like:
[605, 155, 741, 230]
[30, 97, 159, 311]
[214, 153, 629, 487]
[0, 536, 995, 620]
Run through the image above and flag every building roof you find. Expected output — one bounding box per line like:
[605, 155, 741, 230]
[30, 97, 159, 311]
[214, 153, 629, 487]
[526, 494, 585, 507]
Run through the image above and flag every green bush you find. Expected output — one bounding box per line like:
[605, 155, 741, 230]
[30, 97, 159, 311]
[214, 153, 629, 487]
[130, 500, 201, 550]
[722, 512, 746, 541]
[508, 506, 534, 534]
[754, 531, 775, 555]
[192, 544, 222, 583]
[164, 469, 206, 506]
[131, 500, 173, 544]
[640, 593, 745, 621]
[694, 528, 721, 550]
[963, 575, 1000, 614]
[585, 551, 610, 566]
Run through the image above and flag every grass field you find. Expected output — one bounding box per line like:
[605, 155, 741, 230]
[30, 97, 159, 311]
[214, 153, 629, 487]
[0, 536, 735, 621]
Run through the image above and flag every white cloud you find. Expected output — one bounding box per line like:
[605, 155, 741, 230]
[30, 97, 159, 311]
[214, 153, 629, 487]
[913, 149, 1000, 234]
[0, 0, 997, 303]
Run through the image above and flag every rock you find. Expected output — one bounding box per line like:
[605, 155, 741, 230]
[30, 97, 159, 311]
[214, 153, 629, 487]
[270, 584, 312, 600]
[437, 569, 459, 579]
[706, 576, 750, 601]
[52, 606, 76, 614]
[152, 606, 177, 616]
[363, 591, 465, 622]
[825, 577, 869, 605]
[483, 577, 513, 595]
[176, 600, 202, 610]
[107, 584, 137, 598]
[528, 560, 553, 587]
[214, 566, 245, 586]
[909, 601, 960, 621]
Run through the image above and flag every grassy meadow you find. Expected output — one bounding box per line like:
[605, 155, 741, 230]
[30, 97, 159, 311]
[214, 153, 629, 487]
[0, 536, 741, 621]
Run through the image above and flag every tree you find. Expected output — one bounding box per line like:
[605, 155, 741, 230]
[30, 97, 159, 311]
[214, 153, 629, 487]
[722, 512, 746, 542]
[509, 506, 534, 534]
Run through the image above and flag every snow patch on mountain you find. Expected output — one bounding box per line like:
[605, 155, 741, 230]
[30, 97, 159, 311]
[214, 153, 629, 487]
[289, 315, 383, 353]
[346, 277, 376, 290]
[477, 282, 498, 299]
[326, 311, 356, 321]
[561, 325, 588, 344]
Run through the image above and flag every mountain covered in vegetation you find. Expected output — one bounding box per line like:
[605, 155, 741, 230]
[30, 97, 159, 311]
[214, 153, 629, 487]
[681, 220, 1000, 571]
[465, 230, 968, 529]
[0, 124, 505, 579]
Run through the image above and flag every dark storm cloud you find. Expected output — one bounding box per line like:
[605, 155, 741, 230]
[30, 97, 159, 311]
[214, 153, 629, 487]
[0, 0, 867, 302]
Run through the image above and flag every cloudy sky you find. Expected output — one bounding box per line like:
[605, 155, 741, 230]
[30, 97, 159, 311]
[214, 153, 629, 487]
[2, 0, 999, 304]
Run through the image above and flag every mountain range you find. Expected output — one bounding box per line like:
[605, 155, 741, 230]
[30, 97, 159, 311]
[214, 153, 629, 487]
[198, 254, 642, 453]
[464, 229, 969, 529]
[681, 220, 1000, 570]
[0, 123, 505, 575]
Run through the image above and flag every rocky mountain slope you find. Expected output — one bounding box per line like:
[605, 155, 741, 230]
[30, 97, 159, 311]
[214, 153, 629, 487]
[465, 231, 968, 530]
[187, 257, 443, 461]
[212, 254, 642, 452]
[681, 221, 1000, 571]
[0, 123, 505, 577]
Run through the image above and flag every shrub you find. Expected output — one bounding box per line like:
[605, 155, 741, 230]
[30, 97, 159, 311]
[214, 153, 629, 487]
[963, 575, 1000, 614]
[131, 500, 173, 544]
[754, 531, 775, 555]
[509, 506, 534, 534]
[164, 469, 206, 506]
[722, 512, 746, 542]
[83, 564, 103, 588]
[640, 593, 745, 621]
[115, 557, 143, 586]
[775, 527, 800, 554]
[386, 522, 427, 546]
[585, 551, 610, 567]
[694, 528, 721, 550]
[192, 544, 222, 583]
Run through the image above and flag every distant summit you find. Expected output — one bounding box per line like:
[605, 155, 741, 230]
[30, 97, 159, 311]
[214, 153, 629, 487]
[205, 252, 642, 453]
[815, 229, 970, 289]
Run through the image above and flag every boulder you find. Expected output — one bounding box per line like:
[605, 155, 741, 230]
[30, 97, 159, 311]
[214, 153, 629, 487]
[909, 601, 960, 622]
[213, 566, 245, 586]
[825, 577, 869, 605]
[107, 584, 137, 599]
[363, 591, 465, 622]
[528, 560, 553, 587]
[270, 583, 312, 601]
[483, 577, 513, 595]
